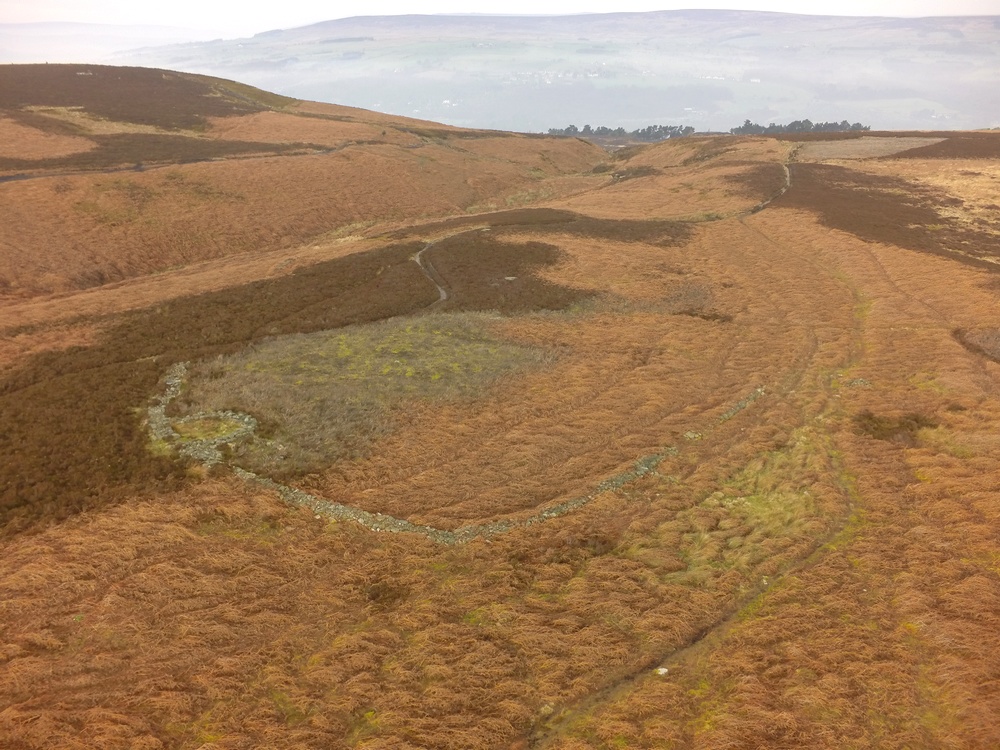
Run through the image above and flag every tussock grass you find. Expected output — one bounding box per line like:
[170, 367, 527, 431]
[626, 425, 845, 593]
[724, 162, 788, 200]
[69, 173, 244, 234]
[174, 314, 550, 476]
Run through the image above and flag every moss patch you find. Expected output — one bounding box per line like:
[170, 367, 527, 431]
[173, 314, 550, 476]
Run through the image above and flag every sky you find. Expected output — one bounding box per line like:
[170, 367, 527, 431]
[2, 0, 998, 37]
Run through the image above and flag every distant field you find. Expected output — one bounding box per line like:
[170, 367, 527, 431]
[2, 68, 1000, 750]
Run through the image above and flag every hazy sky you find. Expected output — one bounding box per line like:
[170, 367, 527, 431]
[3, 1, 998, 37]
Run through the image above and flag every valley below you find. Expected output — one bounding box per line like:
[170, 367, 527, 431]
[1, 64, 1000, 749]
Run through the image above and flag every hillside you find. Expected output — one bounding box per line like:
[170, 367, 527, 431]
[0, 64, 602, 298]
[114, 11, 1000, 132]
[2, 65, 1000, 749]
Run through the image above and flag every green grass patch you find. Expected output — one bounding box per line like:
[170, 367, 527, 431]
[173, 313, 550, 476]
[664, 425, 842, 588]
[172, 416, 247, 441]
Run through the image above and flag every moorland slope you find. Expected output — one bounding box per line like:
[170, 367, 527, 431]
[2, 65, 1000, 749]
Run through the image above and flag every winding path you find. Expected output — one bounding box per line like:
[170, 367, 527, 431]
[413, 240, 452, 305]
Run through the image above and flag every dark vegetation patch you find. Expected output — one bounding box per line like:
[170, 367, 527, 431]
[889, 133, 1000, 159]
[774, 163, 1000, 270]
[0, 237, 593, 535]
[0, 133, 320, 172]
[3, 107, 88, 137]
[548, 124, 694, 141]
[954, 328, 1000, 362]
[392, 208, 692, 248]
[732, 119, 869, 136]
[854, 410, 937, 445]
[725, 162, 788, 200]
[400, 126, 514, 140]
[0, 64, 289, 130]
[658, 281, 732, 321]
[678, 310, 733, 322]
[431, 234, 593, 314]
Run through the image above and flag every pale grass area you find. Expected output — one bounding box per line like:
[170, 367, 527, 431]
[794, 136, 946, 161]
[21, 105, 189, 136]
[0, 116, 96, 160]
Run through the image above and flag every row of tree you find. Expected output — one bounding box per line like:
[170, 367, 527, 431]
[546, 119, 871, 139]
[730, 119, 870, 135]
[546, 124, 695, 141]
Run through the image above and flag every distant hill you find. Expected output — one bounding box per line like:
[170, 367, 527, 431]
[113, 10, 1000, 132]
